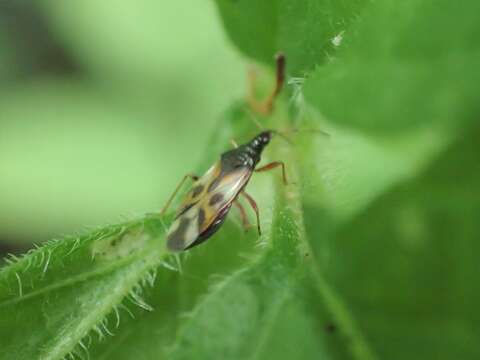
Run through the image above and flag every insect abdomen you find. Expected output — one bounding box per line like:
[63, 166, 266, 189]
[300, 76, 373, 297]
[185, 204, 232, 250]
[166, 203, 233, 252]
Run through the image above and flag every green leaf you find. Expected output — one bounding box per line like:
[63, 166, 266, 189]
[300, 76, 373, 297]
[50, 103, 377, 360]
[303, 124, 480, 359]
[0, 217, 168, 360]
[4, 1, 479, 356]
[294, 107, 452, 224]
[304, 0, 480, 134]
[214, 0, 368, 76]
[40, 1, 244, 89]
[0, 105, 274, 360]
[86, 220, 256, 360]
[160, 108, 376, 360]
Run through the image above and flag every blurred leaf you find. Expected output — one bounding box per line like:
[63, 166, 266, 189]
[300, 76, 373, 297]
[0, 31, 19, 83]
[0, 82, 183, 243]
[0, 2, 78, 82]
[294, 107, 451, 224]
[304, 0, 480, 134]
[214, 0, 368, 76]
[40, 0, 244, 94]
[1, 2, 246, 245]
[0, 217, 167, 360]
[302, 124, 480, 360]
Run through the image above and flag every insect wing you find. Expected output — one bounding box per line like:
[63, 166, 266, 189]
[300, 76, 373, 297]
[166, 202, 202, 251]
[197, 166, 251, 235]
[176, 162, 220, 217]
[166, 165, 251, 251]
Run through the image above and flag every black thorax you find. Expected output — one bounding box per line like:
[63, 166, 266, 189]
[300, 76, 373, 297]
[220, 131, 272, 170]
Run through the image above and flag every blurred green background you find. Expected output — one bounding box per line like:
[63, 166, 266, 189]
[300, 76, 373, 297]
[1, 1, 479, 359]
[0, 1, 245, 252]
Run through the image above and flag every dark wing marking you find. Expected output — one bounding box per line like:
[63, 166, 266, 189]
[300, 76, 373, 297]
[197, 166, 252, 235]
[166, 217, 191, 251]
[191, 184, 204, 197]
[209, 193, 223, 206]
[175, 162, 221, 217]
[166, 165, 252, 252]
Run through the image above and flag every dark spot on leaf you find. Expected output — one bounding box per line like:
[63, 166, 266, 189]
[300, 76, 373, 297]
[111, 237, 120, 247]
[325, 322, 336, 333]
[209, 193, 224, 206]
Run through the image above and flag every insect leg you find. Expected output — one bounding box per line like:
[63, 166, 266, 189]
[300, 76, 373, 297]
[233, 200, 251, 231]
[230, 138, 239, 148]
[255, 161, 289, 185]
[247, 53, 286, 115]
[241, 192, 261, 236]
[160, 173, 199, 215]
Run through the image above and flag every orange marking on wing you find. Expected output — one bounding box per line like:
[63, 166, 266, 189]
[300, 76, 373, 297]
[197, 166, 252, 235]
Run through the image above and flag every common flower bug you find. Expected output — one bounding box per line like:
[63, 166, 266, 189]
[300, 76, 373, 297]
[161, 54, 289, 252]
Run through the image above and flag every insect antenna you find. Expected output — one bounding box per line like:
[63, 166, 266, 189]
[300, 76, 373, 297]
[243, 108, 293, 144]
[244, 108, 265, 131]
[271, 127, 331, 145]
[244, 108, 329, 144]
[288, 127, 331, 138]
[271, 129, 294, 145]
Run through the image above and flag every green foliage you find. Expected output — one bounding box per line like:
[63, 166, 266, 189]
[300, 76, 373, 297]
[0, 1, 244, 243]
[322, 127, 480, 359]
[304, 0, 480, 134]
[1, 1, 479, 359]
[215, 0, 368, 76]
[0, 218, 167, 359]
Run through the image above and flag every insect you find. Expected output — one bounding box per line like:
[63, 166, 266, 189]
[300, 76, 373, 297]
[161, 53, 289, 252]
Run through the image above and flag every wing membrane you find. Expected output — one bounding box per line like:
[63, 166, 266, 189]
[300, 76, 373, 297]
[197, 167, 251, 234]
[167, 165, 252, 251]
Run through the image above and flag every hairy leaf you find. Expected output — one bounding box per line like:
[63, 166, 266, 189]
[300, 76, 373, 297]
[0, 218, 167, 360]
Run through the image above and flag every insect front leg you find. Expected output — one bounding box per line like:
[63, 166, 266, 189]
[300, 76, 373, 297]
[160, 173, 199, 216]
[254, 161, 289, 185]
[241, 191, 261, 236]
[247, 53, 285, 115]
[233, 200, 251, 231]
